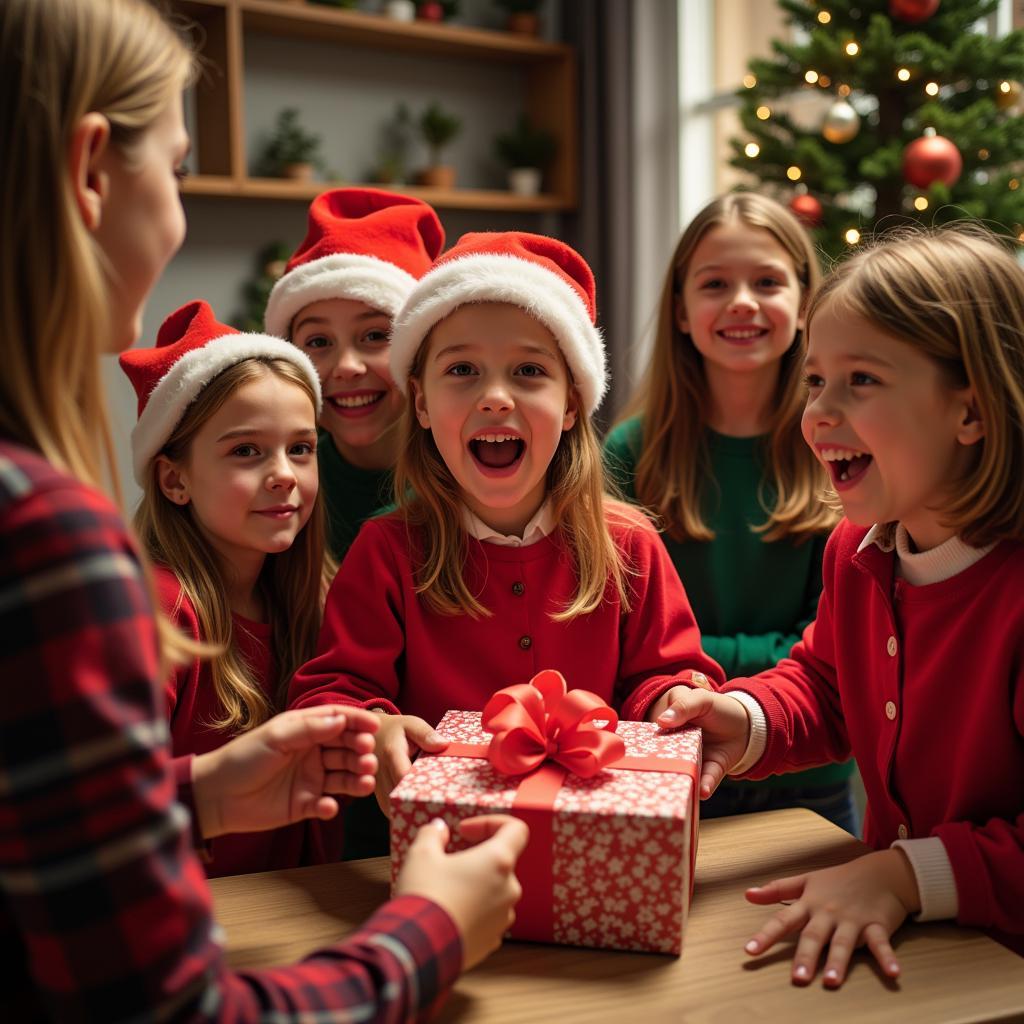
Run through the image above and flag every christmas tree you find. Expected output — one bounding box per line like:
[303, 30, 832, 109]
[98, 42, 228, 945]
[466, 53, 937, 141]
[730, 0, 1024, 255]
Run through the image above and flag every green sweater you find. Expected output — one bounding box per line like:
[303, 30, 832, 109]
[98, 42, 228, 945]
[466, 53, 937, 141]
[318, 431, 393, 562]
[604, 416, 853, 787]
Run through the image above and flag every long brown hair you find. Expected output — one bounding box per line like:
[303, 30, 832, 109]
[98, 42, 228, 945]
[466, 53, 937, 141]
[808, 225, 1024, 547]
[135, 359, 332, 733]
[619, 192, 836, 543]
[0, 0, 193, 493]
[395, 321, 634, 621]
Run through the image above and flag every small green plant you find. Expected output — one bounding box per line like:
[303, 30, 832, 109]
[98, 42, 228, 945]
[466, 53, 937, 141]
[374, 103, 414, 183]
[419, 102, 462, 165]
[494, 115, 556, 169]
[257, 108, 324, 177]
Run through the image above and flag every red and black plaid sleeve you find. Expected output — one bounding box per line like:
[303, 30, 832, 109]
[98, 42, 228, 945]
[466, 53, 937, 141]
[0, 443, 461, 1023]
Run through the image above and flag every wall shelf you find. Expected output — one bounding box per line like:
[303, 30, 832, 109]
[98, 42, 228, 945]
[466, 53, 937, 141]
[173, 0, 577, 212]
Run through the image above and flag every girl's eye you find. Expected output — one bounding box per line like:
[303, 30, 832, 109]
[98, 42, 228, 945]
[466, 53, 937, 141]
[699, 278, 725, 290]
[757, 276, 783, 289]
[231, 444, 259, 457]
[851, 371, 878, 386]
[290, 442, 315, 456]
[301, 335, 331, 350]
[803, 373, 824, 390]
[446, 362, 475, 377]
[516, 363, 546, 378]
[363, 329, 389, 345]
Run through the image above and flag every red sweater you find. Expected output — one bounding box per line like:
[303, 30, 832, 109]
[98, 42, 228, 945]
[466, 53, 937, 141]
[155, 568, 336, 876]
[726, 519, 1024, 948]
[289, 507, 724, 724]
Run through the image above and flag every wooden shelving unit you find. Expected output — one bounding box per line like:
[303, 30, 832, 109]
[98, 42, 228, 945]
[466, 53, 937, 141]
[174, 0, 578, 211]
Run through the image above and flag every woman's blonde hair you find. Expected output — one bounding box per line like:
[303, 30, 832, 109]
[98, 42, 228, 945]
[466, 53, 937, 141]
[619, 191, 836, 543]
[395, 315, 633, 621]
[135, 359, 332, 733]
[808, 224, 1024, 547]
[0, 0, 193, 493]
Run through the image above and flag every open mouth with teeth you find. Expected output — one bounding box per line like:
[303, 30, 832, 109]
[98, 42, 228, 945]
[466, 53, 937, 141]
[328, 392, 384, 414]
[717, 326, 768, 343]
[469, 433, 526, 471]
[821, 447, 873, 486]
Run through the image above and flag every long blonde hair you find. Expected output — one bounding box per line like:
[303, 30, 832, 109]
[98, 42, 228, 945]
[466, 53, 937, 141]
[135, 359, 332, 733]
[620, 192, 836, 543]
[0, 0, 193, 493]
[395, 320, 634, 621]
[808, 225, 1024, 547]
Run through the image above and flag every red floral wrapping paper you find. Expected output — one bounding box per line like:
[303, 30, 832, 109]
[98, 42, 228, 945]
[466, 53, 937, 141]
[389, 711, 701, 955]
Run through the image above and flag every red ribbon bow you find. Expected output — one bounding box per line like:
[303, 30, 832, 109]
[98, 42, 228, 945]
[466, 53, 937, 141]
[481, 669, 625, 778]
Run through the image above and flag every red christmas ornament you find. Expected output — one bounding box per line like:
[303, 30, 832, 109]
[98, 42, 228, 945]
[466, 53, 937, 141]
[888, 0, 940, 23]
[417, 1, 444, 21]
[789, 194, 823, 228]
[902, 134, 963, 189]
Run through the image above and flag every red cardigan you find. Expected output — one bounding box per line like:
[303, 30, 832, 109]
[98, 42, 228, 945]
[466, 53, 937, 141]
[726, 520, 1024, 948]
[155, 568, 336, 875]
[289, 506, 724, 724]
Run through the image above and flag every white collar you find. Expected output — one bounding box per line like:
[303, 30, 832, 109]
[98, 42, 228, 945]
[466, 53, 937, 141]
[859, 522, 994, 585]
[461, 501, 555, 548]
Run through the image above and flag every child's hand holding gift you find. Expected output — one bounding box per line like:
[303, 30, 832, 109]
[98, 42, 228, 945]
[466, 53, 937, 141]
[372, 712, 448, 815]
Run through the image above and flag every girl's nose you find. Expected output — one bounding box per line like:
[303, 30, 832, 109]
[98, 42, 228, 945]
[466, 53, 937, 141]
[804, 386, 842, 429]
[478, 380, 514, 413]
[728, 285, 757, 313]
[266, 451, 297, 489]
[332, 346, 366, 379]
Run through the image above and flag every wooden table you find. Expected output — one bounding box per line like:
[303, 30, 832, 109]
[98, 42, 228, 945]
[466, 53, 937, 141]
[209, 809, 1024, 1022]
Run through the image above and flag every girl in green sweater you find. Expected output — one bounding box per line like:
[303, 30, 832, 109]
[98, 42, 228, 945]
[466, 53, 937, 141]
[604, 192, 857, 833]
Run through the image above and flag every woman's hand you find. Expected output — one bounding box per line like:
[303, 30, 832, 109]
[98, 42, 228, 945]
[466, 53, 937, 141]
[396, 815, 529, 971]
[191, 705, 379, 838]
[744, 849, 921, 987]
[372, 713, 448, 816]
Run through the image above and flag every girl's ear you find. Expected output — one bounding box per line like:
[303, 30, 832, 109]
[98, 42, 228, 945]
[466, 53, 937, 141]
[673, 292, 689, 334]
[410, 378, 430, 429]
[155, 455, 191, 506]
[955, 388, 985, 447]
[69, 112, 112, 232]
[562, 387, 579, 432]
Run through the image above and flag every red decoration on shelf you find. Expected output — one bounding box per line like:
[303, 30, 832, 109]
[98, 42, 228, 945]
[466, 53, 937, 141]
[789, 193, 823, 228]
[902, 134, 963, 189]
[417, 1, 444, 21]
[888, 0, 940, 23]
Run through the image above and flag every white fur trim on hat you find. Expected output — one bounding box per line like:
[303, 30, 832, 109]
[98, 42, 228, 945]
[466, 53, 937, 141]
[389, 253, 607, 415]
[264, 253, 418, 338]
[130, 334, 322, 485]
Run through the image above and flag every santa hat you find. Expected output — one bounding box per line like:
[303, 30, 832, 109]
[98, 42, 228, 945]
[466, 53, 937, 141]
[264, 188, 445, 338]
[119, 300, 322, 485]
[389, 231, 607, 415]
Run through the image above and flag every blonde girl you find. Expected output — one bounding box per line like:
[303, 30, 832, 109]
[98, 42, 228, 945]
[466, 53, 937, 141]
[290, 231, 724, 818]
[604, 192, 854, 831]
[1, 0, 527, 1016]
[663, 225, 1024, 986]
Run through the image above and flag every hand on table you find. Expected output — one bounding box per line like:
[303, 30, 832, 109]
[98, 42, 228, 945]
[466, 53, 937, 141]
[372, 713, 448, 816]
[191, 705, 379, 838]
[396, 815, 529, 970]
[744, 848, 921, 987]
[649, 686, 751, 798]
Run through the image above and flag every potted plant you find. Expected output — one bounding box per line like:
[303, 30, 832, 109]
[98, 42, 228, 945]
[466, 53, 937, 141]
[372, 103, 414, 184]
[256, 108, 324, 181]
[418, 102, 461, 188]
[494, 0, 542, 36]
[494, 115, 555, 196]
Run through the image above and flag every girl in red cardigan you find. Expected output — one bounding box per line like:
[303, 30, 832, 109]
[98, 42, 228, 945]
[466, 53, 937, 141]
[290, 231, 724, 838]
[660, 226, 1024, 986]
[122, 298, 350, 875]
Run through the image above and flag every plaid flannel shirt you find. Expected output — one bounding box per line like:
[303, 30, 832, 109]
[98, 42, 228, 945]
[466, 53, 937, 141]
[0, 439, 460, 1022]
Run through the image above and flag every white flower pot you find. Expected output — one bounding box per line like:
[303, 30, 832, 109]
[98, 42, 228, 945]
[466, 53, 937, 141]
[507, 167, 542, 197]
[384, 0, 416, 22]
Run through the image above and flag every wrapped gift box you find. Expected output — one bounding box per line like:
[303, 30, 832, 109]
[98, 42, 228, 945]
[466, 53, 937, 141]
[389, 684, 701, 955]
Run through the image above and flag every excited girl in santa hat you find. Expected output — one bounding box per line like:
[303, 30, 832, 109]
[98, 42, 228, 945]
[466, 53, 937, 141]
[289, 231, 724, 824]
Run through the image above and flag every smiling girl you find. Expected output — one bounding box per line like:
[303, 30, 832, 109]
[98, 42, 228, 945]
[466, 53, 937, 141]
[123, 299, 342, 875]
[604, 193, 852, 831]
[289, 231, 724, 820]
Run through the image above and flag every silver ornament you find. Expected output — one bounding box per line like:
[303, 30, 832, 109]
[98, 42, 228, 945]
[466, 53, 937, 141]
[822, 100, 861, 144]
